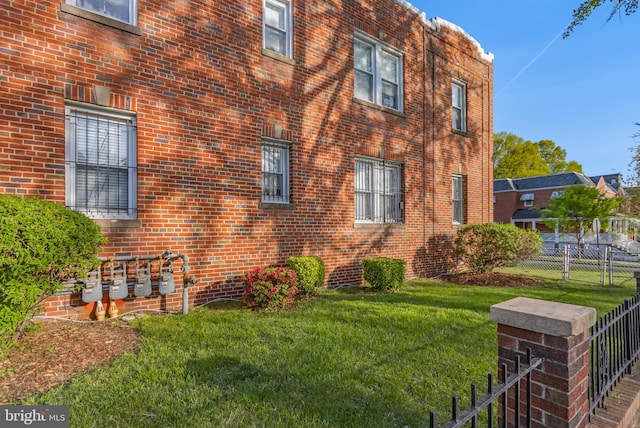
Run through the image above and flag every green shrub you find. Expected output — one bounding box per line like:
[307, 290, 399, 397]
[243, 267, 298, 310]
[286, 256, 325, 296]
[361, 257, 406, 291]
[454, 223, 543, 273]
[0, 195, 106, 349]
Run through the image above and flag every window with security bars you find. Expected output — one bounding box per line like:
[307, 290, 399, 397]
[262, 141, 289, 203]
[67, 0, 137, 25]
[452, 174, 465, 224]
[355, 158, 403, 223]
[65, 103, 137, 219]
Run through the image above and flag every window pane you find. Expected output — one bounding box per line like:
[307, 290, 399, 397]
[452, 176, 461, 200]
[262, 145, 282, 174]
[355, 161, 373, 221]
[76, 116, 128, 167]
[77, 0, 130, 22]
[453, 176, 464, 223]
[105, 0, 129, 22]
[355, 70, 373, 102]
[382, 81, 397, 109]
[265, 27, 286, 55]
[384, 166, 399, 193]
[77, 166, 128, 214]
[263, 173, 283, 198]
[384, 166, 400, 222]
[453, 108, 462, 130]
[77, 0, 103, 15]
[452, 84, 461, 108]
[381, 52, 398, 83]
[354, 40, 372, 72]
[265, 2, 286, 30]
[355, 161, 371, 191]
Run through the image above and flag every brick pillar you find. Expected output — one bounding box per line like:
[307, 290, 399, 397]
[490, 297, 596, 428]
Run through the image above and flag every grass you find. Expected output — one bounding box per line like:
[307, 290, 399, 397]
[23, 274, 637, 428]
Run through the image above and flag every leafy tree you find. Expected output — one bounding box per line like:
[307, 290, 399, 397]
[565, 0, 638, 37]
[540, 185, 621, 248]
[625, 123, 640, 187]
[621, 123, 640, 215]
[494, 140, 550, 179]
[493, 132, 583, 179]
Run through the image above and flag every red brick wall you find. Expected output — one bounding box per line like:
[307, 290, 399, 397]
[494, 191, 518, 224]
[2, 0, 493, 318]
[494, 188, 561, 226]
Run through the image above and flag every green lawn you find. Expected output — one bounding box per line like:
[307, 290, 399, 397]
[23, 276, 636, 427]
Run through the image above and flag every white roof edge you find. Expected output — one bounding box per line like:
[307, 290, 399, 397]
[392, 1, 494, 62]
[430, 17, 494, 62]
[393, 0, 431, 26]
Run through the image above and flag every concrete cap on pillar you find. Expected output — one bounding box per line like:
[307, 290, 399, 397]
[490, 297, 596, 337]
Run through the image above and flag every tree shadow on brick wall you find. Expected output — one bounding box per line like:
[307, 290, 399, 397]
[412, 234, 457, 279]
[16, 0, 492, 301]
[193, 277, 245, 307]
[327, 262, 362, 288]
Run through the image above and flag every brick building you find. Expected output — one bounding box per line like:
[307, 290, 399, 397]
[494, 172, 624, 231]
[1, 0, 493, 318]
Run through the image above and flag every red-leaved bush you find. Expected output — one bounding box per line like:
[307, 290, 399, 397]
[243, 267, 298, 310]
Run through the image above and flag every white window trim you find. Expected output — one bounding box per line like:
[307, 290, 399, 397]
[263, 0, 293, 58]
[65, 101, 137, 220]
[261, 138, 290, 204]
[355, 157, 403, 224]
[452, 174, 465, 224]
[524, 200, 533, 207]
[353, 31, 404, 112]
[66, 0, 138, 26]
[452, 79, 467, 132]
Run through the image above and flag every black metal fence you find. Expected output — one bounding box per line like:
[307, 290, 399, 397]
[429, 349, 543, 428]
[589, 294, 640, 416]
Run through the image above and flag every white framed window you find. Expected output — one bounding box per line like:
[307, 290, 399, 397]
[354, 32, 403, 111]
[452, 174, 465, 224]
[65, 102, 137, 219]
[520, 193, 534, 207]
[262, 139, 290, 203]
[66, 0, 137, 25]
[452, 80, 466, 132]
[263, 0, 292, 58]
[355, 158, 403, 223]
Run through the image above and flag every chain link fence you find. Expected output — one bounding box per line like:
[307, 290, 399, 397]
[506, 244, 637, 286]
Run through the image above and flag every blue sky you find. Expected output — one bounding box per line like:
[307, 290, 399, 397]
[410, 0, 640, 178]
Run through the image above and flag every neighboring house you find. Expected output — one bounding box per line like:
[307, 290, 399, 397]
[590, 173, 627, 199]
[494, 172, 624, 231]
[2, 0, 494, 318]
